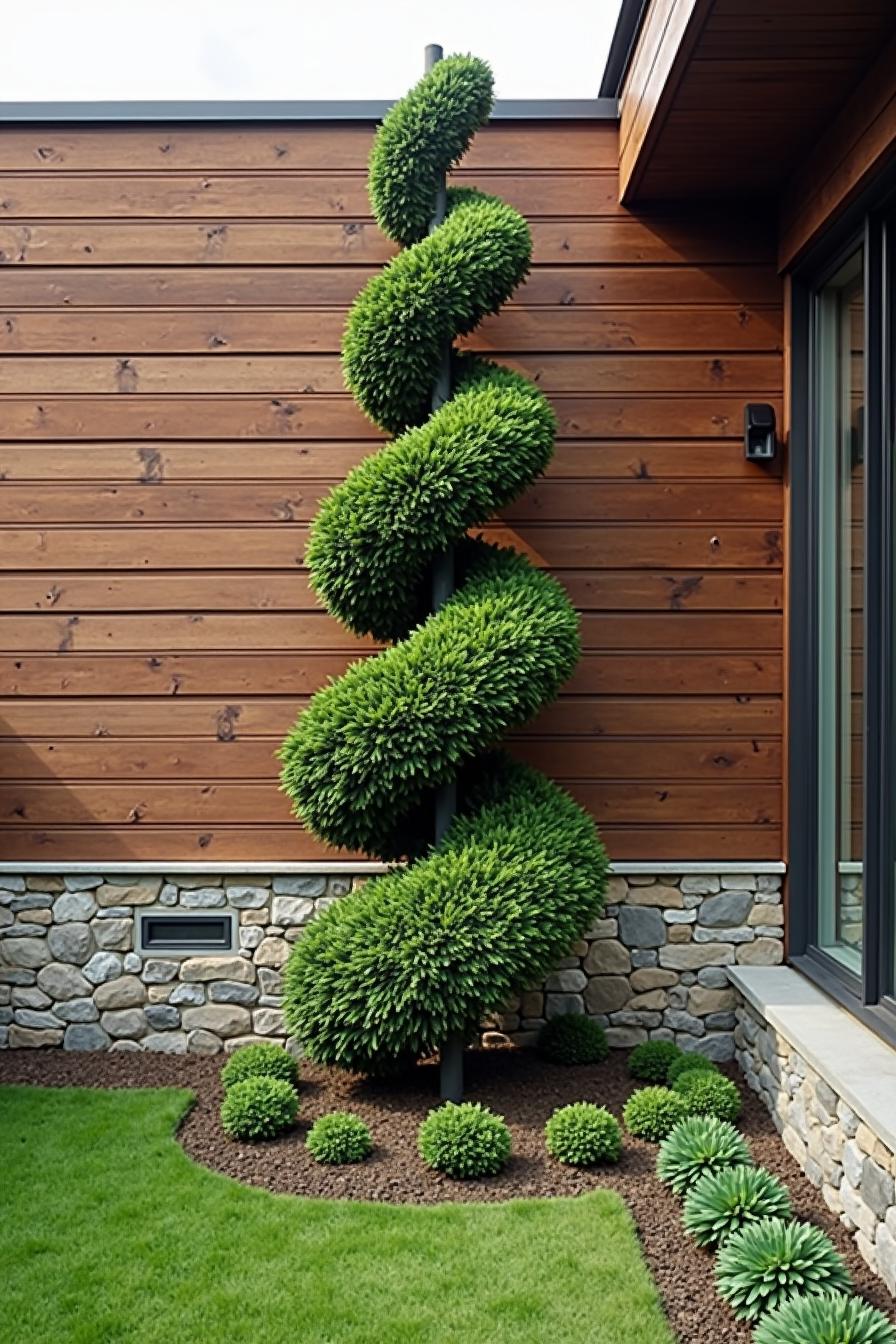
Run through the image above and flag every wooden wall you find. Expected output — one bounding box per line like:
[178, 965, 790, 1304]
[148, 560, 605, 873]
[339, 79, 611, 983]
[0, 119, 784, 865]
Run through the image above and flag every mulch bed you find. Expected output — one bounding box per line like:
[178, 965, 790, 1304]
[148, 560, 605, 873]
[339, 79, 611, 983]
[2, 1045, 894, 1343]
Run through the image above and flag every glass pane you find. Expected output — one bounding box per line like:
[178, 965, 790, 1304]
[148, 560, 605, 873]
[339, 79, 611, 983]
[817, 249, 864, 974]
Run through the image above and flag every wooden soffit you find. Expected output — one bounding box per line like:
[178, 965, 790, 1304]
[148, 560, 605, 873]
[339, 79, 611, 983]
[619, 0, 896, 208]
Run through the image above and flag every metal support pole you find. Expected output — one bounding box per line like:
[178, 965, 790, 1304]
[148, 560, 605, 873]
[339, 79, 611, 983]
[426, 42, 463, 1105]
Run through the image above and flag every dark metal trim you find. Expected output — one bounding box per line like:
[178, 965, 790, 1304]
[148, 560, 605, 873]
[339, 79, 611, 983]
[864, 209, 889, 1006]
[787, 274, 814, 961]
[0, 98, 618, 124]
[599, 0, 650, 98]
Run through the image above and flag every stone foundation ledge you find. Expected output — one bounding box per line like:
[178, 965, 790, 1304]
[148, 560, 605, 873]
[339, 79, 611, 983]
[731, 965, 896, 1297]
[0, 869, 782, 1062]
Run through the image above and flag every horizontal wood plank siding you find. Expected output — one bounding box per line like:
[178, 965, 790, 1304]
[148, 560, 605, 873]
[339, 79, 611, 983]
[0, 119, 784, 864]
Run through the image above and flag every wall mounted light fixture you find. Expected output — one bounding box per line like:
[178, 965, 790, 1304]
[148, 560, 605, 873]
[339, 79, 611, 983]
[744, 403, 777, 462]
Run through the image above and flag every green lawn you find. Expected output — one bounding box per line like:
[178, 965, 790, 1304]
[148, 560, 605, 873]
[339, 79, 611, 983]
[0, 1085, 674, 1344]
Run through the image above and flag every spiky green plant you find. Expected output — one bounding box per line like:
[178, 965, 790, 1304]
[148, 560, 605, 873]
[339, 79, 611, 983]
[683, 1164, 792, 1247]
[666, 1052, 720, 1085]
[716, 1217, 851, 1321]
[753, 1291, 896, 1344]
[673, 1070, 742, 1123]
[656, 1114, 751, 1197]
[628, 1040, 682, 1083]
[278, 54, 608, 1074]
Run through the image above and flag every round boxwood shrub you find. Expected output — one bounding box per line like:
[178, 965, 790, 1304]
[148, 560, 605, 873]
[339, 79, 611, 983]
[673, 1070, 742, 1122]
[656, 1114, 751, 1197]
[544, 1103, 622, 1167]
[220, 1076, 298, 1141]
[306, 1112, 372, 1165]
[753, 1291, 896, 1344]
[277, 49, 610, 1078]
[622, 1086, 690, 1143]
[220, 1043, 299, 1092]
[418, 1101, 511, 1179]
[683, 1164, 792, 1247]
[666, 1052, 720, 1086]
[536, 1014, 608, 1066]
[628, 1040, 682, 1083]
[716, 1216, 851, 1321]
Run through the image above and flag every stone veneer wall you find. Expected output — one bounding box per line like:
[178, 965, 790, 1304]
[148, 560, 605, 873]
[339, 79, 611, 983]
[0, 870, 781, 1057]
[735, 995, 896, 1295]
[496, 872, 783, 1059]
[0, 873, 357, 1054]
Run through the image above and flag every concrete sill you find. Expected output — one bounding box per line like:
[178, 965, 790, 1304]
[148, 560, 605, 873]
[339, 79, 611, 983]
[729, 965, 896, 1155]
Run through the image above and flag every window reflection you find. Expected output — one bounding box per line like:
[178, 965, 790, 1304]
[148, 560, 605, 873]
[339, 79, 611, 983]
[817, 249, 864, 972]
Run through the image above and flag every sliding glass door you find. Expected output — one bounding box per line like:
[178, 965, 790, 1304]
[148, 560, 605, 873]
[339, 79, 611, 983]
[791, 199, 896, 1039]
[816, 249, 864, 974]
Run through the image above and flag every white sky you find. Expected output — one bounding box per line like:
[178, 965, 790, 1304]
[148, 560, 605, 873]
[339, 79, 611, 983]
[0, 0, 621, 101]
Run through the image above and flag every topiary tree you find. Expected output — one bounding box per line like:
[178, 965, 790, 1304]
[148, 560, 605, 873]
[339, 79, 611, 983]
[279, 52, 608, 1085]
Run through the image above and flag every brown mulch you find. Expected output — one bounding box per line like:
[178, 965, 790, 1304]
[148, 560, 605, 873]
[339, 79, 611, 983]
[1, 1046, 894, 1343]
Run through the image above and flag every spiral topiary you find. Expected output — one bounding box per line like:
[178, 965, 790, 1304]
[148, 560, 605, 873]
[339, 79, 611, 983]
[753, 1291, 896, 1344]
[278, 53, 609, 1075]
[656, 1114, 751, 1197]
[682, 1164, 792, 1247]
[715, 1217, 851, 1321]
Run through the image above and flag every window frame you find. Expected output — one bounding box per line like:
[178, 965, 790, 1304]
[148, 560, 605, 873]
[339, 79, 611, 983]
[789, 173, 896, 1047]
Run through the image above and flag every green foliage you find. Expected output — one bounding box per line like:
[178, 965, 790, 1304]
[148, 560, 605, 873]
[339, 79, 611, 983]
[656, 1114, 751, 1197]
[343, 204, 533, 436]
[716, 1217, 851, 1322]
[220, 1043, 299, 1092]
[280, 546, 581, 859]
[545, 1103, 622, 1167]
[753, 1291, 896, 1344]
[537, 1014, 609, 1066]
[305, 1112, 373, 1165]
[622, 1087, 690, 1143]
[219, 1076, 298, 1142]
[683, 1164, 792, 1248]
[368, 55, 494, 248]
[673, 1070, 742, 1123]
[305, 370, 555, 644]
[628, 1041, 682, 1083]
[417, 1102, 511, 1179]
[666, 1052, 720, 1085]
[283, 757, 608, 1073]
[279, 50, 608, 1074]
